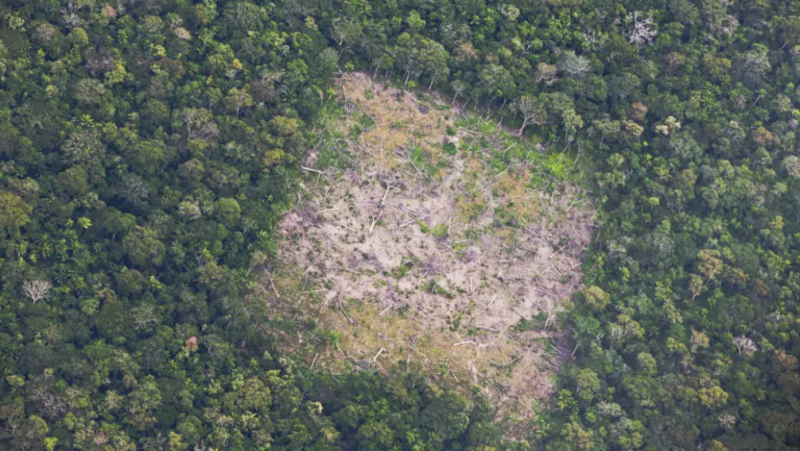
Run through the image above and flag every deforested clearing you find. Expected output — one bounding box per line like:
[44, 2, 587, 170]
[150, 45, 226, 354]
[268, 73, 595, 421]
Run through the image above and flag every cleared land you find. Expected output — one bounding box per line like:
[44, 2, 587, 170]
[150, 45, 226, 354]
[264, 73, 595, 421]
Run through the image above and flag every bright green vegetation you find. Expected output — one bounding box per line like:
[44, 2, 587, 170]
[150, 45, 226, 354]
[1, 0, 799, 450]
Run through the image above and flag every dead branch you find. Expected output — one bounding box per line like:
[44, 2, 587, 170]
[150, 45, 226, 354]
[266, 272, 280, 298]
[454, 340, 476, 346]
[369, 211, 383, 234]
[23, 279, 52, 303]
[302, 166, 326, 175]
[337, 299, 356, 324]
[371, 347, 386, 364]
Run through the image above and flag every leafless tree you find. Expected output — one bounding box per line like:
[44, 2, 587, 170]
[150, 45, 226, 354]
[23, 280, 52, 304]
[625, 12, 657, 48]
[733, 336, 757, 355]
[451, 80, 468, 104]
[581, 29, 603, 50]
[515, 95, 545, 136]
[709, 14, 739, 39]
[28, 383, 66, 418]
[783, 156, 800, 178]
[61, 2, 82, 28]
[718, 414, 737, 430]
[182, 108, 220, 141]
[558, 51, 591, 78]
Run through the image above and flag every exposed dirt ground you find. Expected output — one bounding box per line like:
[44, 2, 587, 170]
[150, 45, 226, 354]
[265, 73, 595, 421]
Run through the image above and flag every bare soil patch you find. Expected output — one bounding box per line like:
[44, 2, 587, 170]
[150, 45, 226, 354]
[267, 73, 595, 421]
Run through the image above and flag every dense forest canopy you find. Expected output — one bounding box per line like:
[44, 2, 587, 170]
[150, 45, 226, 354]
[1, 0, 800, 450]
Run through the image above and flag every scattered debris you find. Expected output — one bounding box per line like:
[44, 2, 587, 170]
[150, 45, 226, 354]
[268, 73, 595, 421]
